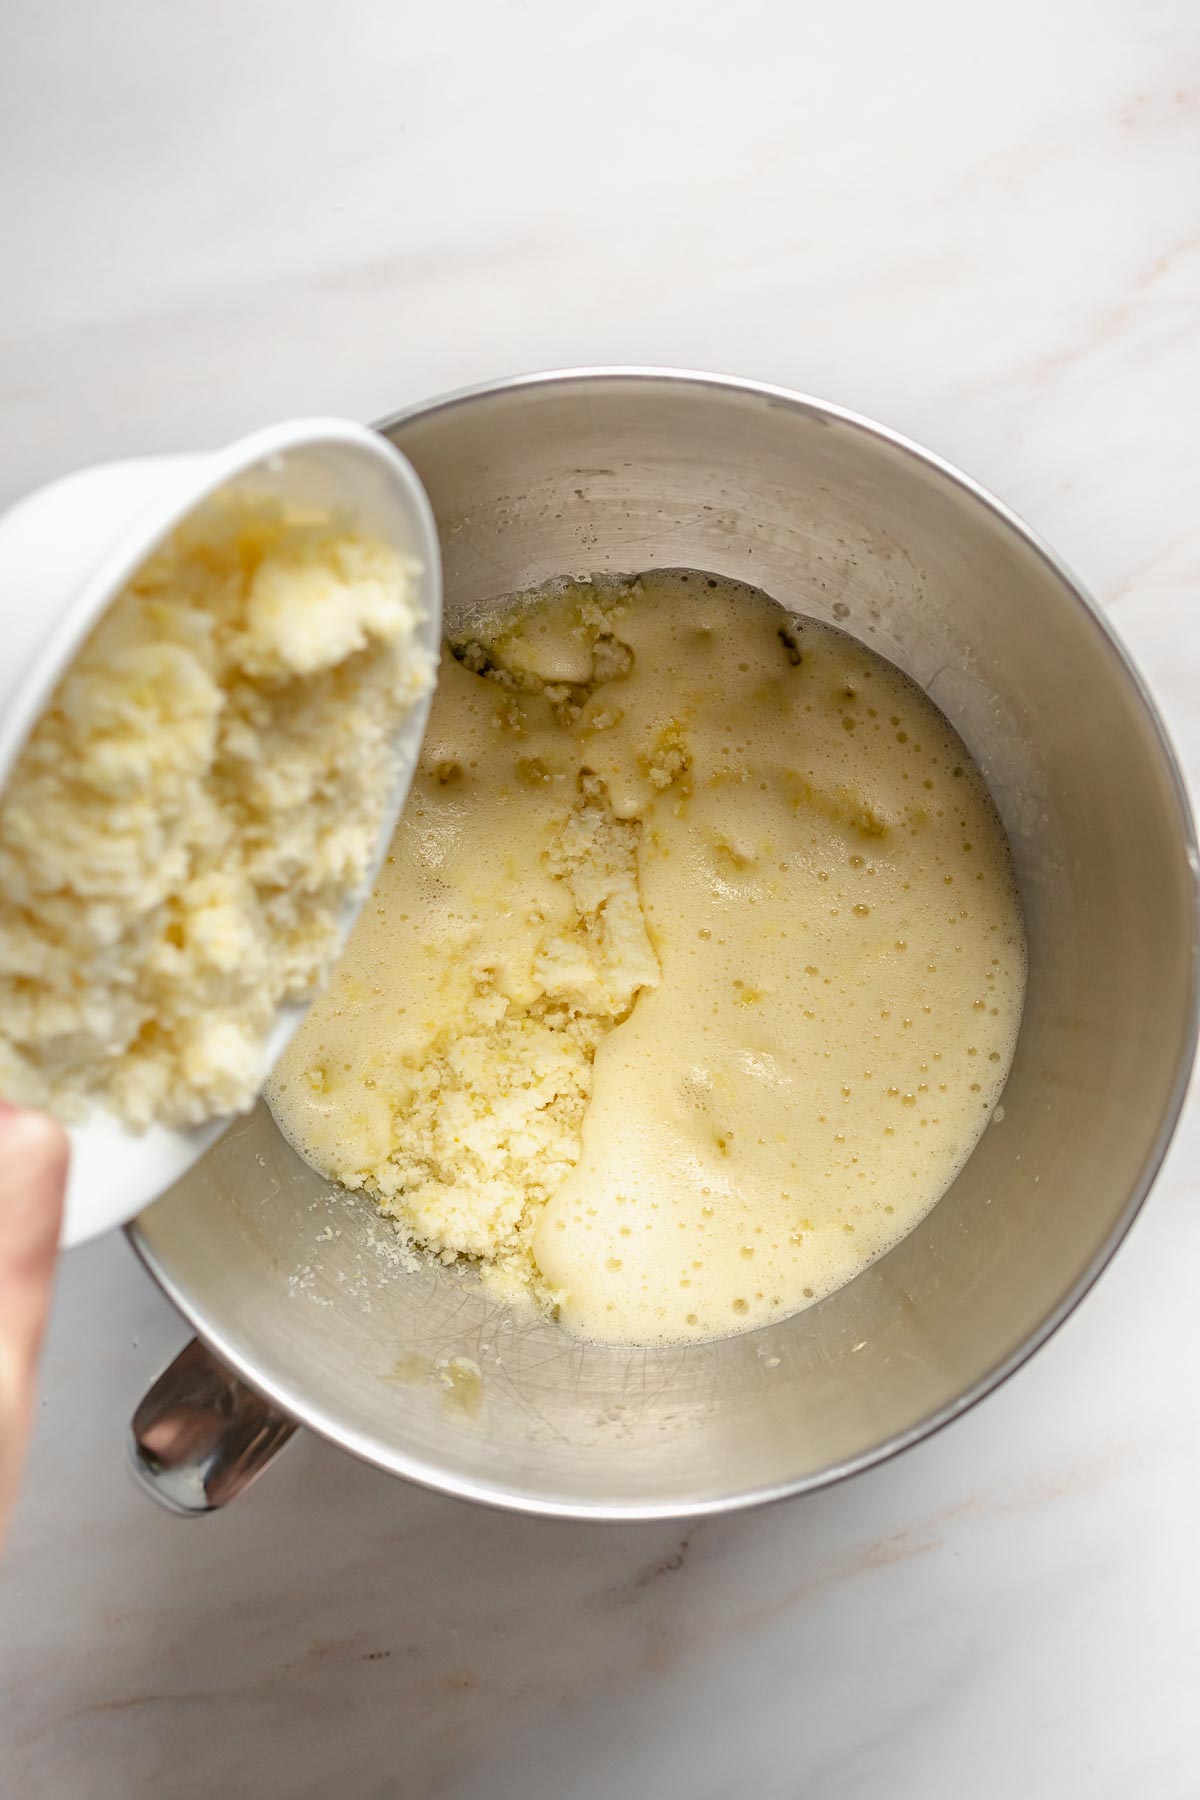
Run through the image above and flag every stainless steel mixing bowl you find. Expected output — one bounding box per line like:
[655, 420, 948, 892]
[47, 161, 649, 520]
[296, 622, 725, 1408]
[127, 369, 1199, 1520]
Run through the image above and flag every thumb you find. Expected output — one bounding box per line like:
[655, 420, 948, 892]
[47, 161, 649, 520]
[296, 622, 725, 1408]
[0, 1105, 68, 1539]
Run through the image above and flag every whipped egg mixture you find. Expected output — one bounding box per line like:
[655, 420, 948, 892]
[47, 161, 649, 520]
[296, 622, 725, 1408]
[269, 572, 1024, 1345]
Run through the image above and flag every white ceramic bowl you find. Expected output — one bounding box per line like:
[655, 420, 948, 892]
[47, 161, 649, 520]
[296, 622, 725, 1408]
[0, 418, 441, 1246]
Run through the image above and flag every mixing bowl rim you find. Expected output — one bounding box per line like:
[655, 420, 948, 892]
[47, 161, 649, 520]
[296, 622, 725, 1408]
[127, 366, 1200, 1522]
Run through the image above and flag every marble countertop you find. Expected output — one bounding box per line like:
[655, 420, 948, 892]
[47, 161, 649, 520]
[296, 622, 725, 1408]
[3, 2, 1199, 1794]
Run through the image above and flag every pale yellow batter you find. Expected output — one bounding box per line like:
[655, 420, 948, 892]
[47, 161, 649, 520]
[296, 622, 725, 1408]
[268, 572, 1024, 1344]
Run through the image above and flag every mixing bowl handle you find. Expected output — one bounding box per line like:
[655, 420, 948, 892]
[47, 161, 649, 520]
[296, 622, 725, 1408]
[128, 1337, 297, 1515]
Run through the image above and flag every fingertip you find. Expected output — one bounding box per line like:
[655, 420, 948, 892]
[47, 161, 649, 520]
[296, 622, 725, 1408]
[0, 1104, 68, 1260]
[0, 1103, 69, 1163]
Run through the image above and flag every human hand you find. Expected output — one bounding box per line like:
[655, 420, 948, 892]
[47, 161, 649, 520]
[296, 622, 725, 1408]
[0, 1104, 68, 1542]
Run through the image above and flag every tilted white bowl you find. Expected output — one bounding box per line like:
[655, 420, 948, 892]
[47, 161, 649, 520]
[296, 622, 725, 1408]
[0, 417, 441, 1245]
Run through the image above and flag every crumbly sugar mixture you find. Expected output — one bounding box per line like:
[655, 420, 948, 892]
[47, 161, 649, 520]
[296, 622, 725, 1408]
[0, 492, 432, 1128]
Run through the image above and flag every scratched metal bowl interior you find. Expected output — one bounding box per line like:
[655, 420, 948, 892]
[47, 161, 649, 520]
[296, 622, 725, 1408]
[129, 371, 1197, 1519]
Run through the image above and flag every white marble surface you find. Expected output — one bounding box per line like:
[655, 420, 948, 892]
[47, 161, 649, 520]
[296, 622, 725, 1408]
[2, 2, 1199, 1794]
